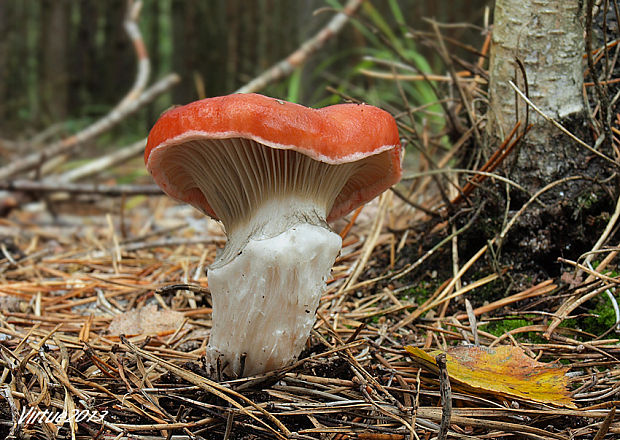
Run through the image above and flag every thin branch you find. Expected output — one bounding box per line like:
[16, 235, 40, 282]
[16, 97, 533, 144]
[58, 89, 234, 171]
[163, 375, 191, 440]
[508, 80, 619, 168]
[0, 180, 162, 196]
[0, 1, 179, 182]
[582, 189, 620, 271]
[58, 139, 146, 183]
[429, 19, 482, 147]
[235, 0, 363, 94]
[119, 0, 150, 107]
[593, 406, 616, 440]
[435, 353, 452, 440]
[402, 167, 533, 201]
[586, 0, 613, 150]
[0, 74, 178, 182]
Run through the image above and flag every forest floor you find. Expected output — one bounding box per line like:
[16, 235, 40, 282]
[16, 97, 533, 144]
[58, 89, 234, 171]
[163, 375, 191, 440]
[0, 170, 618, 439]
[1, 1, 619, 438]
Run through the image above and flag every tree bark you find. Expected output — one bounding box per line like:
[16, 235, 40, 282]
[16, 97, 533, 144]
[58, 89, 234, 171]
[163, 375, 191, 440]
[68, 0, 99, 112]
[171, 0, 200, 104]
[0, 0, 9, 125]
[483, 0, 615, 272]
[101, 0, 132, 107]
[40, 0, 69, 123]
[487, 0, 586, 192]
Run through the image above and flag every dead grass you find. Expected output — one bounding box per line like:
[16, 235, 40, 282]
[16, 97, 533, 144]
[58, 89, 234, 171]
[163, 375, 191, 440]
[1, 2, 620, 439]
[0, 182, 618, 439]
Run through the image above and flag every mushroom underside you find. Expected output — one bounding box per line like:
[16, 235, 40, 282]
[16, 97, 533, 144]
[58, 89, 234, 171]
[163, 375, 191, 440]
[152, 137, 387, 375]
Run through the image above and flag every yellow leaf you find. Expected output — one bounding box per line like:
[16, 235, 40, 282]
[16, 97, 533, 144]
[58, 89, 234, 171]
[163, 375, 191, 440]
[404, 345, 576, 408]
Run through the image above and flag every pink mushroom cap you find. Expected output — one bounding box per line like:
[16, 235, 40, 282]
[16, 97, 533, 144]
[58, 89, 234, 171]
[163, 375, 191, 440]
[145, 93, 402, 222]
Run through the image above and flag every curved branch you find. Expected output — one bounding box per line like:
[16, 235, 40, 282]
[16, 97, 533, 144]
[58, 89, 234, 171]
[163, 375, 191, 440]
[236, 0, 363, 94]
[0, 0, 156, 182]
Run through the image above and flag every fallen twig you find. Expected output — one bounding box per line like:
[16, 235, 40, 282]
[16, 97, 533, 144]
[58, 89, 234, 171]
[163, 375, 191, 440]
[235, 0, 363, 94]
[58, 138, 146, 183]
[508, 80, 619, 168]
[436, 353, 452, 440]
[0, 180, 161, 196]
[0, 0, 178, 182]
[0, 74, 178, 182]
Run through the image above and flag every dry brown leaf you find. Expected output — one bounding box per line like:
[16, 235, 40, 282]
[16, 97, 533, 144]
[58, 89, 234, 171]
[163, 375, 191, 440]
[0, 294, 22, 312]
[405, 345, 576, 408]
[107, 304, 185, 337]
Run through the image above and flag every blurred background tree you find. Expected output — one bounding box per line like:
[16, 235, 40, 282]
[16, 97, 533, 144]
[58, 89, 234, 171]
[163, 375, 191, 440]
[0, 0, 489, 141]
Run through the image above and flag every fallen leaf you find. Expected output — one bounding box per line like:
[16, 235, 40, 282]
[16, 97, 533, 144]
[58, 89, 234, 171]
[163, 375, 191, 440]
[405, 345, 576, 408]
[107, 304, 185, 337]
[0, 294, 22, 312]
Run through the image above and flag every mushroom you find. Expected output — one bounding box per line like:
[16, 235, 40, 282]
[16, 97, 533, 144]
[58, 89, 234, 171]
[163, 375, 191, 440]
[145, 93, 401, 376]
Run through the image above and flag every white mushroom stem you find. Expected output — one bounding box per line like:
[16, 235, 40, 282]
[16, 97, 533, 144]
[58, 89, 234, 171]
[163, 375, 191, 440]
[207, 197, 341, 376]
[158, 137, 362, 376]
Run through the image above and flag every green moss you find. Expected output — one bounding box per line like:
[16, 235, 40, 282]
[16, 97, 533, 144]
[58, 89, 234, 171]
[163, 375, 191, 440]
[399, 281, 434, 303]
[582, 295, 618, 335]
[480, 318, 531, 337]
[480, 316, 545, 343]
[561, 269, 618, 337]
[369, 314, 383, 324]
[468, 276, 506, 304]
[591, 261, 619, 277]
[558, 318, 577, 329]
[577, 191, 599, 211]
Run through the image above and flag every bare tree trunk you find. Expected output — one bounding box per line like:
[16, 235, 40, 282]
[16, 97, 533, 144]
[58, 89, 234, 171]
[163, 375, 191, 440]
[171, 0, 200, 104]
[101, 0, 132, 107]
[40, 0, 69, 123]
[225, 0, 240, 92]
[146, 0, 162, 125]
[0, 0, 9, 126]
[483, 0, 615, 272]
[69, 0, 99, 112]
[487, 0, 586, 191]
